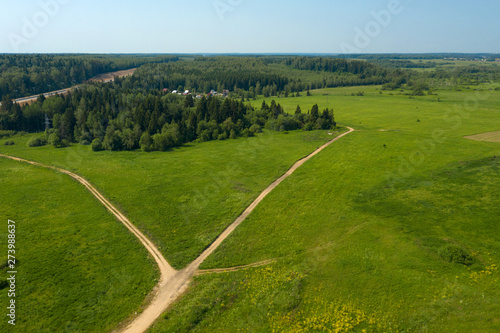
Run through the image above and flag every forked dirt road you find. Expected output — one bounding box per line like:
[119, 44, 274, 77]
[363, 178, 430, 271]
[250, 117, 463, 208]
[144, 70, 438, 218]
[0, 126, 354, 333]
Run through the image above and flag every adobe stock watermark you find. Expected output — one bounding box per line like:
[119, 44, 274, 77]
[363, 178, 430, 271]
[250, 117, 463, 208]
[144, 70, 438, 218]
[340, 0, 410, 53]
[8, 0, 72, 53]
[213, 0, 243, 21]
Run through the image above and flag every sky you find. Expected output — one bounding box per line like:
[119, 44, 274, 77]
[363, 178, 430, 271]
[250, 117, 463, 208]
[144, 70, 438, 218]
[1, 0, 499, 54]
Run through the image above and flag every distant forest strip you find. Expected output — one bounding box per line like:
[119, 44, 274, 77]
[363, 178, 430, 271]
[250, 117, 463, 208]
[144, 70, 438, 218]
[1, 55, 499, 153]
[0, 54, 179, 99]
[131, 56, 393, 96]
[0, 82, 335, 152]
[335, 53, 500, 61]
[124, 56, 500, 98]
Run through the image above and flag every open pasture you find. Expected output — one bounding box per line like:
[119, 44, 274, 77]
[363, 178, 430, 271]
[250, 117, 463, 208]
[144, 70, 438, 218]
[0, 158, 157, 333]
[150, 86, 500, 332]
[0, 130, 335, 269]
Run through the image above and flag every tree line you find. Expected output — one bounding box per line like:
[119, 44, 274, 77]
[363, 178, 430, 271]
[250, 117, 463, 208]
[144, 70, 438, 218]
[125, 56, 396, 100]
[1, 81, 336, 152]
[0, 54, 179, 99]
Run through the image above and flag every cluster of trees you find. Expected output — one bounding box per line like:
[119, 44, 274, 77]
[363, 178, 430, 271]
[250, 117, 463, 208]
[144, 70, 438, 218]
[8, 54, 500, 153]
[260, 101, 336, 131]
[0, 54, 179, 99]
[1, 80, 336, 152]
[337, 53, 500, 61]
[128, 57, 290, 96]
[381, 65, 500, 91]
[371, 59, 438, 69]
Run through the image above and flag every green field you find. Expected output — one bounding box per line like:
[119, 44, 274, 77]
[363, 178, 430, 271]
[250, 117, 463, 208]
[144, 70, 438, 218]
[148, 86, 500, 332]
[2, 85, 500, 332]
[0, 158, 157, 332]
[0, 130, 336, 269]
[410, 59, 500, 72]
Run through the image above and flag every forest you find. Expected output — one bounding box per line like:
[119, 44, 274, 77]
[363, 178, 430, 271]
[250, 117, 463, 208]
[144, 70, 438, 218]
[1, 54, 499, 153]
[0, 82, 335, 152]
[0, 54, 179, 99]
[129, 56, 392, 98]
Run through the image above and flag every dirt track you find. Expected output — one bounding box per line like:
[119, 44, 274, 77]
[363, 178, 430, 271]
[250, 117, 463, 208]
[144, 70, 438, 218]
[0, 126, 354, 333]
[195, 259, 277, 275]
[87, 68, 137, 83]
[0, 153, 177, 326]
[3, 68, 138, 107]
[464, 131, 500, 142]
[119, 126, 355, 333]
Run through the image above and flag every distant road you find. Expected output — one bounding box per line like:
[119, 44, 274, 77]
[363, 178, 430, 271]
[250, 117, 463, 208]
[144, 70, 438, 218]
[0, 68, 137, 107]
[10, 88, 74, 106]
[87, 68, 137, 83]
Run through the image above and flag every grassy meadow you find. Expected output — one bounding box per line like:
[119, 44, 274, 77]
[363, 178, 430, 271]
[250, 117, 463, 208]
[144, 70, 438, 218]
[1, 83, 499, 332]
[148, 86, 500, 332]
[0, 158, 157, 332]
[0, 129, 336, 269]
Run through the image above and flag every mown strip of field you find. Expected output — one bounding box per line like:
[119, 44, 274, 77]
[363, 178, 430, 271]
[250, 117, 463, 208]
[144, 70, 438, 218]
[465, 131, 500, 142]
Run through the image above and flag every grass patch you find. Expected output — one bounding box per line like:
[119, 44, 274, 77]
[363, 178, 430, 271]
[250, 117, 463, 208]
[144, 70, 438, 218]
[0, 158, 157, 332]
[157, 87, 500, 332]
[2, 86, 500, 331]
[0, 129, 336, 269]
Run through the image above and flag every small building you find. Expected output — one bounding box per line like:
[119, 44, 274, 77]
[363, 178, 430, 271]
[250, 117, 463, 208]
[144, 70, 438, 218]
[172, 90, 178, 94]
[183, 90, 190, 95]
[162, 88, 170, 93]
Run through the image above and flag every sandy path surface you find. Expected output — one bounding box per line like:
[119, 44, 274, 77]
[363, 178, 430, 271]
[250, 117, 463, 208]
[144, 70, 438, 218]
[87, 68, 137, 83]
[0, 126, 354, 333]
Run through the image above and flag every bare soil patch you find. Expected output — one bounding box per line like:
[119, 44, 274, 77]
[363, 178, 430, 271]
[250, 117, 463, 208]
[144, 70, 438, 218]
[88, 68, 137, 82]
[465, 131, 500, 142]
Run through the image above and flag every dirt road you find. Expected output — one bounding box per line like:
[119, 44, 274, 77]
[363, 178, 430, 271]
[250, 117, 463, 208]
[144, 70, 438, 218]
[0, 68, 137, 107]
[0, 154, 177, 306]
[119, 126, 355, 333]
[87, 68, 137, 83]
[0, 126, 354, 333]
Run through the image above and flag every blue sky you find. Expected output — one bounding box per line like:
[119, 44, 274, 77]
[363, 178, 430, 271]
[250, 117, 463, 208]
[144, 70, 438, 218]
[1, 0, 499, 54]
